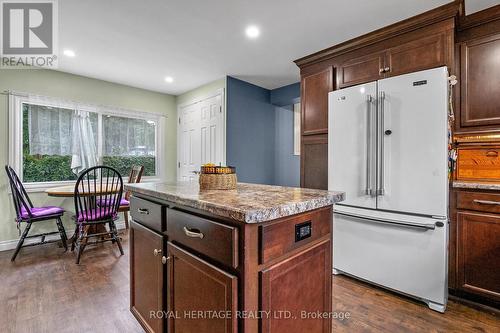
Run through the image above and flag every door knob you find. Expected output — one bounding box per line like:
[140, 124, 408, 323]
[385, 130, 392, 136]
[161, 256, 170, 264]
[153, 249, 162, 256]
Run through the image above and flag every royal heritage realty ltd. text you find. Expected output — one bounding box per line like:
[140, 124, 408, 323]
[150, 310, 351, 320]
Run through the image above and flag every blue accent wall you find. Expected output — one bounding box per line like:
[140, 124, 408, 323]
[272, 83, 300, 187]
[270, 82, 300, 107]
[226, 77, 275, 184]
[227, 78, 300, 186]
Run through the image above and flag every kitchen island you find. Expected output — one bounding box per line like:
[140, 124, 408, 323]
[125, 182, 344, 333]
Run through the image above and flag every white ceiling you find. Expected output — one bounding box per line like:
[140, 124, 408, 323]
[56, 0, 496, 95]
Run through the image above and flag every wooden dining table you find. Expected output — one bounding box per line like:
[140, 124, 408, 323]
[45, 184, 121, 197]
[45, 184, 122, 242]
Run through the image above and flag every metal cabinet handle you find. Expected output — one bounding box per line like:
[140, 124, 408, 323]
[153, 249, 162, 256]
[384, 67, 390, 72]
[183, 226, 204, 239]
[137, 208, 149, 215]
[377, 91, 386, 196]
[379, 68, 385, 74]
[486, 151, 498, 157]
[161, 256, 170, 264]
[365, 95, 373, 196]
[473, 199, 500, 206]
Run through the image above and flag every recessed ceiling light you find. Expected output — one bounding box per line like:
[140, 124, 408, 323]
[245, 25, 260, 39]
[164, 76, 174, 83]
[63, 49, 75, 57]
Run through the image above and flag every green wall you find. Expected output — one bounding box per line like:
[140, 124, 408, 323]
[176, 77, 226, 107]
[0, 69, 176, 244]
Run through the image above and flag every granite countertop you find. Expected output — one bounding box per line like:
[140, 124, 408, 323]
[452, 181, 500, 191]
[125, 182, 345, 223]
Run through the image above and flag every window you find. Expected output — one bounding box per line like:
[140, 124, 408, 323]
[9, 93, 163, 187]
[102, 115, 156, 177]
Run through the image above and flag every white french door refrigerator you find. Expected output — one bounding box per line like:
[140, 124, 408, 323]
[328, 67, 449, 312]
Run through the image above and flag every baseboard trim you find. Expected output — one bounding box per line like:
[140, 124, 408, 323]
[0, 221, 127, 252]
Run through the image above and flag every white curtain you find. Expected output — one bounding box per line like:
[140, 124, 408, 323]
[71, 110, 98, 175]
[28, 104, 73, 155]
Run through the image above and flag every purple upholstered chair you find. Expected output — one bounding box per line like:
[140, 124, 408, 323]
[72, 166, 124, 264]
[5, 165, 67, 261]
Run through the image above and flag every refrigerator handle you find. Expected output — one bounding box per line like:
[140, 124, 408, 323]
[365, 95, 373, 196]
[377, 91, 386, 196]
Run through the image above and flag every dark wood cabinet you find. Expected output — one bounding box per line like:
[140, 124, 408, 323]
[260, 240, 332, 333]
[337, 51, 385, 88]
[129, 194, 335, 333]
[301, 134, 328, 190]
[130, 221, 166, 333]
[459, 33, 500, 128]
[457, 211, 500, 302]
[301, 67, 333, 135]
[386, 32, 448, 77]
[167, 242, 238, 333]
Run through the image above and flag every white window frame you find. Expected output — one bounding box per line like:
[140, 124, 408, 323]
[8, 93, 165, 192]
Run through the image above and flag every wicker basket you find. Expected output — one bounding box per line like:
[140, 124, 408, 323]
[199, 173, 237, 190]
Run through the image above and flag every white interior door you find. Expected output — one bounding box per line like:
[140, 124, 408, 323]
[178, 92, 225, 181]
[329, 82, 377, 209]
[376, 67, 448, 217]
[200, 94, 224, 166]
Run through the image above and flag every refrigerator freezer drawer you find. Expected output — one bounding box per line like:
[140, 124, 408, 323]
[333, 212, 448, 308]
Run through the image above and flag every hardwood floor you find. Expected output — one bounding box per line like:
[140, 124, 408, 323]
[0, 231, 142, 333]
[332, 275, 499, 333]
[0, 232, 498, 333]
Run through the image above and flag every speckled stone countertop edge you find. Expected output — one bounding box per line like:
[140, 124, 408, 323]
[125, 183, 345, 223]
[452, 181, 500, 191]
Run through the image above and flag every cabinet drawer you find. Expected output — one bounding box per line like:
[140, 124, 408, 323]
[130, 196, 166, 233]
[167, 209, 238, 268]
[259, 206, 332, 264]
[457, 148, 500, 181]
[457, 191, 500, 214]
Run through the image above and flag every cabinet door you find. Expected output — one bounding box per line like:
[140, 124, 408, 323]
[386, 33, 447, 77]
[460, 34, 500, 128]
[457, 212, 500, 301]
[301, 134, 328, 190]
[130, 221, 165, 333]
[167, 242, 238, 333]
[337, 51, 385, 88]
[260, 240, 332, 333]
[301, 67, 333, 135]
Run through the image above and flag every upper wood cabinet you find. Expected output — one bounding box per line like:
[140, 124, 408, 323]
[337, 51, 385, 88]
[460, 33, 500, 128]
[337, 32, 449, 89]
[301, 67, 333, 135]
[387, 32, 447, 77]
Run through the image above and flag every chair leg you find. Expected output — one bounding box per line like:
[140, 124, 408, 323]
[75, 225, 86, 264]
[56, 218, 68, 251]
[71, 225, 78, 252]
[124, 211, 129, 229]
[11, 223, 32, 262]
[110, 221, 124, 255]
